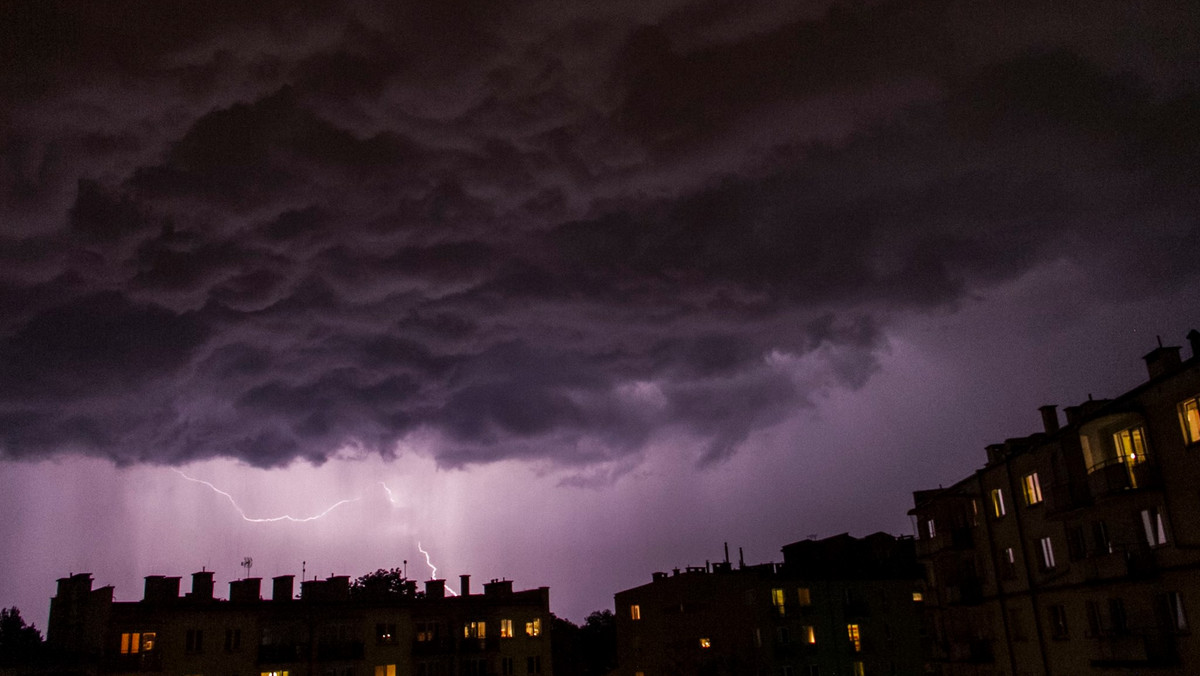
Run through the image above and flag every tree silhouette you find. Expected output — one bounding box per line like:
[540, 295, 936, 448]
[0, 607, 42, 664]
[349, 568, 419, 599]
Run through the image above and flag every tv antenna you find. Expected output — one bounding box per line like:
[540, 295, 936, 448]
[241, 556, 253, 579]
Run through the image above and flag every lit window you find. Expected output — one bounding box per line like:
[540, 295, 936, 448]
[1142, 507, 1168, 546]
[374, 666, 397, 676]
[699, 637, 711, 649]
[464, 621, 485, 639]
[803, 625, 816, 644]
[376, 622, 397, 645]
[500, 619, 513, 638]
[771, 588, 785, 615]
[526, 618, 541, 637]
[912, 591, 923, 602]
[797, 587, 811, 606]
[630, 604, 641, 621]
[852, 661, 865, 676]
[416, 622, 436, 642]
[121, 632, 156, 654]
[261, 672, 289, 676]
[1179, 396, 1200, 444]
[1039, 537, 1056, 569]
[1113, 426, 1149, 469]
[847, 624, 861, 652]
[1022, 473, 1043, 505]
[990, 489, 1006, 517]
[925, 518, 936, 538]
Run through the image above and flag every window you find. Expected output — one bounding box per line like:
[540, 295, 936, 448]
[376, 623, 396, 645]
[797, 587, 811, 606]
[1142, 507, 1168, 546]
[807, 667, 820, 676]
[1179, 396, 1200, 444]
[526, 618, 541, 637]
[1113, 426, 1149, 467]
[501, 657, 515, 675]
[500, 619, 514, 638]
[261, 672, 289, 676]
[416, 622, 436, 642]
[186, 628, 203, 653]
[526, 655, 542, 674]
[847, 624, 861, 652]
[1086, 601, 1103, 637]
[912, 591, 924, 602]
[925, 518, 936, 538]
[225, 628, 242, 652]
[120, 632, 156, 654]
[771, 588, 785, 615]
[1009, 609, 1026, 641]
[852, 661, 865, 676]
[1001, 548, 1017, 580]
[1110, 598, 1128, 635]
[1093, 521, 1113, 555]
[630, 604, 641, 621]
[374, 666, 396, 676]
[776, 626, 791, 644]
[463, 621, 485, 639]
[699, 637, 711, 648]
[754, 627, 762, 647]
[990, 488, 1006, 517]
[1022, 473, 1043, 505]
[1165, 592, 1189, 632]
[802, 625, 816, 644]
[1049, 605, 1068, 639]
[1067, 525, 1087, 561]
[1039, 537, 1056, 570]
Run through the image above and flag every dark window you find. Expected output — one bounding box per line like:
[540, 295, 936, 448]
[1067, 526, 1087, 561]
[224, 628, 241, 652]
[1109, 599, 1128, 635]
[1049, 605, 1068, 639]
[186, 628, 203, 653]
[526, 655, 542, 674]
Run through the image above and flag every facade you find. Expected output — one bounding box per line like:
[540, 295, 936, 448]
[614, 533, 926, 676]
[46, 570, 553, 676]
[910, 330, 1200, 675]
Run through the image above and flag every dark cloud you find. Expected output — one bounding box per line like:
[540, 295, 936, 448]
[1, 0, 1197, 473]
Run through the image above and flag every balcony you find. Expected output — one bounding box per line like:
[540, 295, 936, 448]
[915, 526, 975, 557]
[946, 577, 984, 605]
[316, 640, 364, 661]
[1087, 461, 1161, 499]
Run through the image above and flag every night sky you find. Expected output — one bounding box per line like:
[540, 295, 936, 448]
[2, 1, 1199, 627]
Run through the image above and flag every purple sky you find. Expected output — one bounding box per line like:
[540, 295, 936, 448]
[2, 0, 1199, 627]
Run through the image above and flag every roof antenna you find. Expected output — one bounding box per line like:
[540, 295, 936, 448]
[1157, 335, 1164, 348]
[738, 547, 745, 569]
[724, 542, 730, 564]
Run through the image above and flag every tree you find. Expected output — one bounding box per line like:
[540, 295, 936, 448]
[0, 607, 42, 664]
[578, 610, 617, 676]
[349, 568, 419, 599]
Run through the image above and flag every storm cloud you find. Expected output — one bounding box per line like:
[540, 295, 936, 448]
[2, 0, 1198, 471]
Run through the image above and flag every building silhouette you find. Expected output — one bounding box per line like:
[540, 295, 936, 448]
[46, 570, 552, 676]
[614, 533, 926, 676]
[910, 330, 1200, 675]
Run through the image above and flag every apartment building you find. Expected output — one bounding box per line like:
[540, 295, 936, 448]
[614, 533, 926, 676]
[910, 330, 1200, 675]
[45, 570, 552, 676]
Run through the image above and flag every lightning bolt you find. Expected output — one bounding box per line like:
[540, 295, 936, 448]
[174, 469, 359, 523]
[380, 481, 401, 506]
[417, 540, 458, 596]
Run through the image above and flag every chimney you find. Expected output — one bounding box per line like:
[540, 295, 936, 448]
[1039, 405, 1060, 434]
[484, 579, 513, 597]
[229, 578, 261, 603]
[1143, 339, 1182, 380]
[272, 575, 294, 602]
[425, 579, 445, 599]
[1188, 329, 1200, 360]
[190, 571, 214, 600]
[143, 576, 180, 603]
[460, 575, 471, 597]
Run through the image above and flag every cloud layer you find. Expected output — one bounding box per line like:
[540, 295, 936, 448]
[2, 0, 1198, 470]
